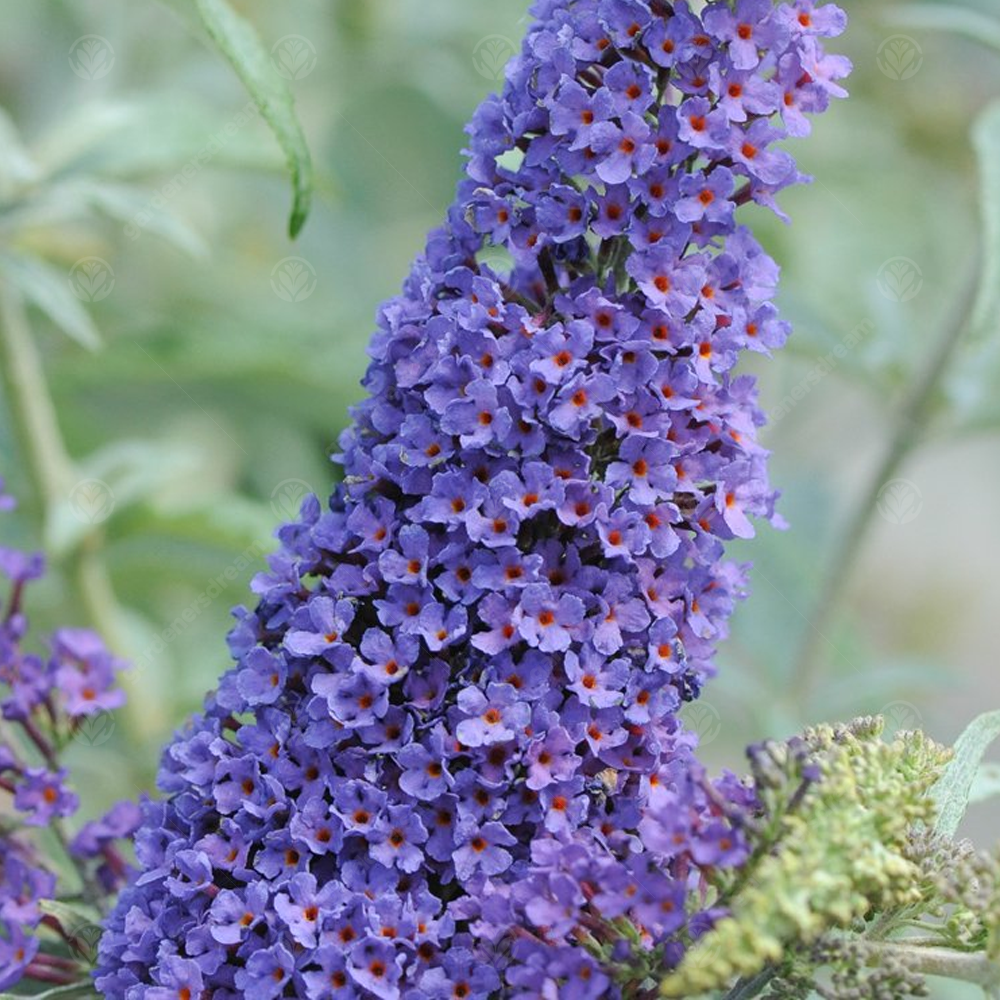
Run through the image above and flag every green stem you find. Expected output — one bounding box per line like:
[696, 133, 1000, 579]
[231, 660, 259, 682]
[867, 943, 1000, 991]
[791, 268, 981, 701]
[0, 284, 74, 502]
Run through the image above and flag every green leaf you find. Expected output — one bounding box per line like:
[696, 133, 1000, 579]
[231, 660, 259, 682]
[47, 438, 205, 555]
[191, 0, 313, 237]
[933, 710, 1000, 839]
[38, 897, 101, 924]
[0, 254, 102, 350]
[68, 179, 209, 257]
[885, 5, 1000, 54]
[0, 106, 38, 193]
[38, 898, 103, 941]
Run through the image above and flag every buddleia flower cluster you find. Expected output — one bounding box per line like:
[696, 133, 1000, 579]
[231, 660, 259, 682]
[0, 478, 138, 990]
[96, 0, 848, 996]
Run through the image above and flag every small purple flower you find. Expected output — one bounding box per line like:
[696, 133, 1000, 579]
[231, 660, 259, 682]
[368, 805, 428, 873]
[441, 379, 513, 448]
[284, 594, 355, 662]
[515, 585, 586, 653]
[675, 167, 736, 224]
[14, 768, 78, 825]
[453, 819, 517, 880]
[704, 0, 786, 70]
[208, 882, 270, 944]
[313, 669, 388, 727]
[731, 120, 796, 184]
[354, 628, 420, 685]
[565, 649, 629, 708]
[419, 947, 501, 998]
[397, 728, 453, 800]
[591, 111, 654, 185]
[234, 943, 296, 1000]
[235, 645, 287, 705]
[526, 726, 581, 790]
[350, 938, 402, 1000]
[275, 871, 341, 947]
[146, 957, 205, 1000]
[455, 683, 530, 747]
[547, 78, 615, 145]
[626, 247, 704, 317]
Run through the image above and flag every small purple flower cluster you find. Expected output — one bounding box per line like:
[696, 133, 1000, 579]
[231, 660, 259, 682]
[98, 0, 847, 996]
[0, 479, 138, 990]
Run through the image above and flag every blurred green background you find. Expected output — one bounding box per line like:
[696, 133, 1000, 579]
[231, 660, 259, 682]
[0, 0, 998, 954]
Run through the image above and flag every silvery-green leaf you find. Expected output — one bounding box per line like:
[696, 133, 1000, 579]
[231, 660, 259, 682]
[39, 898, 104, 962]
[0, 106, 38, 195]
[0, 254, 102, 350]
[189, 0, 314, 237]
[48, 439, 204, 555]
[933, 710, 1000, 838]
[32, 101, 147, 178]
[67, 179, 209, 257]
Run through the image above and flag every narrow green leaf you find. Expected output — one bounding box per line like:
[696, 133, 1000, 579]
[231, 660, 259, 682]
[70, 179, 209, 257]
[192, 0, 314, 237]
[47, 438, 205, 556]
[0, 255, 102, 350]
[38, 897, 102, 930]
[885, 5, 1000, 54]
[0, 106, 38, 193]
[933, 710, 1000, 838]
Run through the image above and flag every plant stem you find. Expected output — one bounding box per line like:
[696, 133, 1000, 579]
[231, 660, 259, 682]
[791, 268, 981, 701]
[0, 285, 74, 502]
[867, 943, 1000, 991]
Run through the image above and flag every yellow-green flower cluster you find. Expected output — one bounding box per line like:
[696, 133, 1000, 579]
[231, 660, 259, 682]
[661, 718, 952, 997]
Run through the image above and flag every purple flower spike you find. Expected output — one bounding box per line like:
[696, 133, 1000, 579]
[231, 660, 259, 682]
[96, 0, 848, 994]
